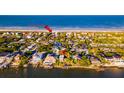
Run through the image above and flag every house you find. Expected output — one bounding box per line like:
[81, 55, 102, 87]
[11, 54, 21, 66]
[59, 55, 65, 62]
[76, 48, 83, 53]
[37, 52, 48, 60]
[54, 42, 62, 48]
[104, 54, 124, 66]
[14, 54, 21, 62]
[112, 54, 124, 63]
[0, 57, 6, 64]
[52, 47, 60, 55]
[36, 38, 41, 42]
[27, 44, 36, 50]
[68, 41, 74, 45]
[111, 55, 124, 63]
[43, 54, 56, 65]
[54, 32, 58, 37]
[66, 32, 71, 37]
[18, 39, 25, 43]
[70, 48, 76, 52]
[2, 32, 7, 36]
[43, 32, 47, 36]
[29, 53, 42, 64]
[104, 56, 113, 62]
[48, 40, 54, 43]
[9, 51, 23, 65]
[104, 54, 124, 63]
[58, 48, 67, 62]
[5, 57, 13, 63]
[59, 48, 66, 55]
[90, 56, 101, 64]
[76, 48, 89, 54]
[0, 52, 13, 68]
[27, 35, 32, 39]
[0, 52, 12, 64]
[72, 54, 82, 60]
[22, 32, 32, 39]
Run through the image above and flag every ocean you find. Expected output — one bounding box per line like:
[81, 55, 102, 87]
[0, 15, 124, 30]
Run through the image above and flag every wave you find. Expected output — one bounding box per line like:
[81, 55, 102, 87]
[0, 26, 124, 31]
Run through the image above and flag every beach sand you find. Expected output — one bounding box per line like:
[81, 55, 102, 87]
[0, 28, 124, 32]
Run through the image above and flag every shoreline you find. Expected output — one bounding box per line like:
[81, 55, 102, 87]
[5, 64, 124, 72]
[0, 28, 124, 32]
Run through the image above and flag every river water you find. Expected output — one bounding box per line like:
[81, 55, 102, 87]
[0, 66, 124, 78]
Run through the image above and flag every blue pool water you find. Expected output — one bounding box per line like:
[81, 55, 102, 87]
[0, 15, 124, 29]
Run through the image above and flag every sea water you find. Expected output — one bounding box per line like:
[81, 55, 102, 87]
[0, 15, 124, 30]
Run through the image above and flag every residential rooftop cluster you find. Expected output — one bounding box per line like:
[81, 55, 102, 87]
[0, 31, 124, 69]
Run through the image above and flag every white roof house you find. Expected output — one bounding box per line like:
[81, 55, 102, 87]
[59, 55, 64, 62]
[30, 54, 41, 64]
[43, 55, 56, 65]
[0, 57, 6, 64]
[90, 57, 101, 64]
